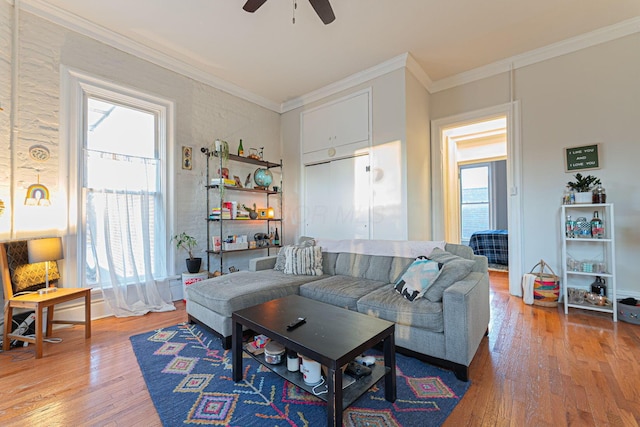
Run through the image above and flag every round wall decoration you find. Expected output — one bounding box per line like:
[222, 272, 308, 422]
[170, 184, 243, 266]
[29, 145, 50, 162]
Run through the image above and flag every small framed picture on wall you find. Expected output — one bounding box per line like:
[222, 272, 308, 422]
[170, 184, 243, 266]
[182, 146, 193, 170]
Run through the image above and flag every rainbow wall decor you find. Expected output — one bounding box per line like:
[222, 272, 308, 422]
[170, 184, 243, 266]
[24, 182, 51, 206]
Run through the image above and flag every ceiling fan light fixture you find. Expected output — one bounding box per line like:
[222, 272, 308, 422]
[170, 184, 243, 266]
[243, 0, 335, 25]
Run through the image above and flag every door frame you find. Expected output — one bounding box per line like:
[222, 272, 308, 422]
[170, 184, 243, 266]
[431, 102, 523, 296]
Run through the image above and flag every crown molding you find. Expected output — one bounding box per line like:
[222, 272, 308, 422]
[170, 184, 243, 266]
[405, 52, 433, 92]
[18, 0, 281, 112]
[280, 53, 417, 112]
[430, 16, 640, 93]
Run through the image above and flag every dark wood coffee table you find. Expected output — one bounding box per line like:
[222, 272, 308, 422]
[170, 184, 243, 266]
[232, 295, 396, 427]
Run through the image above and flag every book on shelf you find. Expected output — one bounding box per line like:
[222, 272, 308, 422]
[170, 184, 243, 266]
[210, 207, 231, 219]
[211, 178, 237, 186]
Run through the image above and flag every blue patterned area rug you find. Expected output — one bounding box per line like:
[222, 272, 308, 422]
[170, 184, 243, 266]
[130, 323, 470, 426]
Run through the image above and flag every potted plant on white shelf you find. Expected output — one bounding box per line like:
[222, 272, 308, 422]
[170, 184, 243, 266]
[567, 173, 601, 204]
[171, 232, 201, 273]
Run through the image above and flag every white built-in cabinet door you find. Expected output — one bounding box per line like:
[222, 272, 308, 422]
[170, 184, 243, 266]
[302, 91, 369, 155]
[304, 155, 370, 240]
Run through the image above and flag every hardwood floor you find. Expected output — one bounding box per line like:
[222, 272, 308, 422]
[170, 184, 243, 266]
[1, 272, 638, 426]
[446, 272, 640, 427]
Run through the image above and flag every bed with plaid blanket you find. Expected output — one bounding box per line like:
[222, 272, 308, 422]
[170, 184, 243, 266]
[469, 230, 508, 266]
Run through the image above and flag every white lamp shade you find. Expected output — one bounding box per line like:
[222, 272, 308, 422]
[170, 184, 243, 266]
[27, 237, 64, 264]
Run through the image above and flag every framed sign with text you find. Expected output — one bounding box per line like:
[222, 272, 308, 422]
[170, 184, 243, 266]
[565, 144, 600, 172]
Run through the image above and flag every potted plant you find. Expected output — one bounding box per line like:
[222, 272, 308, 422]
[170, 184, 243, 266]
[567, 173, 601, 203]
[242, 203, 259, 220]
[171, 232, 201, 273]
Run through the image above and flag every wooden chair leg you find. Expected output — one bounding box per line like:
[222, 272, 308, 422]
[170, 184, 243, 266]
[3, 303, 12, 352]
[84, 292, 91, 339]
[35, 305, 44, 359]
[46, 305, 55, 337]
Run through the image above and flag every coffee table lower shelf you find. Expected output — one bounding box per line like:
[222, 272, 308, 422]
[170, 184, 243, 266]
[244, 349, 390, 408]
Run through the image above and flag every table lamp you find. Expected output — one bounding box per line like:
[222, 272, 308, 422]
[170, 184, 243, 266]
[27, 237, 64, 289]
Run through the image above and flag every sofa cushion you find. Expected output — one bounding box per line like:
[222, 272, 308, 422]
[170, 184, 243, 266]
[284, 245, 323, 276]
[299, 275, 387, 311]
[394, 257, 443, 301]
[357, 284, 445, 333]
[186, 270, 321, 317]
[424, 248, 476, 302]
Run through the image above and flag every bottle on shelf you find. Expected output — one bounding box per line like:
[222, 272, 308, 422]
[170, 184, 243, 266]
[238, 139, 244, 156]
[591, 211, 604, 238]
[565, 215, 575, 238]
[590, 276, 607, 296]
[274, 227, 280, 246]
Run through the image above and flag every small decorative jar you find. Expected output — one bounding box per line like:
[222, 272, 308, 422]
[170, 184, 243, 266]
[286, 349, 299, 372]
[592, 184, 606, 204]
[264, 341, 285, 364]
[575, 217, 591, 238]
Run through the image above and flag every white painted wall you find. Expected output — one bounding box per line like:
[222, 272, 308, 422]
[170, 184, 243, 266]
[431, 34, 640, 297]
[405, 69, 431, 240]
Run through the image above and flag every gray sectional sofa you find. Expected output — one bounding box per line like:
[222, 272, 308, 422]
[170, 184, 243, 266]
[186, 241, 490, 381]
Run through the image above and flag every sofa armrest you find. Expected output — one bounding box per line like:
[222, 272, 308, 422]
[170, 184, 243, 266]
[249, 256, 277, 272]
[442, 271, 490, 366]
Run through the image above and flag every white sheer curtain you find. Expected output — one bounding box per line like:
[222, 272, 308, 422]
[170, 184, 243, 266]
[85, 151, 174, 317]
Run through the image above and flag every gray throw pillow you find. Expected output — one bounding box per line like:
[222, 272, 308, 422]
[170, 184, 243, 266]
[274, 246, 288, 271]
[423, 248, 475, 302]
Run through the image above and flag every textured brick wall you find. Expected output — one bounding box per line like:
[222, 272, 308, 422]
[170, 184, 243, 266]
[3, 8, 281, 275]
[0, 2, 12, 239]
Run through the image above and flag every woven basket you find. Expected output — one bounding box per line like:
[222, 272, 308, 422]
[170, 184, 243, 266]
[530, 260, 560, 307]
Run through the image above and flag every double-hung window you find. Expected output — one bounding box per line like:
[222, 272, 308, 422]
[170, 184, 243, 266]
[63, 68, 173, 288]
[84, 97, 162, 286]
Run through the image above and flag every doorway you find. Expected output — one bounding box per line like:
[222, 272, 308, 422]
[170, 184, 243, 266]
[431, 103, 523, 296]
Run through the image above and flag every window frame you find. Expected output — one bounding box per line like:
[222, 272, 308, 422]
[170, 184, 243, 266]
[459, 162, 495, 244]
[60, 67, 175, 287]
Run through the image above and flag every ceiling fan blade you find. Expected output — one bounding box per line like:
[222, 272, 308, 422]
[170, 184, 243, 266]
[243, 0, 268, 13]
[308, 0, 335, 24]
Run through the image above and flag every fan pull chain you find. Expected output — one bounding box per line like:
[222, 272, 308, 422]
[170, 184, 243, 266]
[292, 0, 297, 24]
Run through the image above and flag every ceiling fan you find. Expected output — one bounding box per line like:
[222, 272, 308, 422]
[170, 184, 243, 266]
[243, 0, 336, 25]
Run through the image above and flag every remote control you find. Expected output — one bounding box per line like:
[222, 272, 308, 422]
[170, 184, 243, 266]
[286, 317, 306, 330]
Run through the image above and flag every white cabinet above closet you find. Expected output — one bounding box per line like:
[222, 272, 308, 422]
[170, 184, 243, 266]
[301, 89, 370, 163]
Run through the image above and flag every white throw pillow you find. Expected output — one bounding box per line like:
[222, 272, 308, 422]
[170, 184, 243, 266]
[274, 238, 316, 271]
[283, 245, 323, 276]
[394, 256, 443, 301]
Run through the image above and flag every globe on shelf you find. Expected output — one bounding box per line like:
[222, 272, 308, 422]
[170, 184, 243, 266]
[253, 168, 273, 190]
